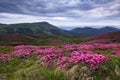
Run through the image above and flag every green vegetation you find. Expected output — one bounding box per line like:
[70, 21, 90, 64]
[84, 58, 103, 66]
[0, 56, 70, 80]
[0, 22, 72, 36]
[0, 54, 120, 80]
[0, 33, 120, 80]
[0, 35, 85, 46]
[0, 22, 119, 37]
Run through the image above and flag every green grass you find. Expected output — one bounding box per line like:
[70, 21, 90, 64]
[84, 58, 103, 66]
[0, 51, 120, 80]
[0, 46, 13, 54]
[0, 35, 120, 80]
[13, 64, 69, 80]
[0, 35, 86, 46]
[0, 56, 70, 80]
[68, 53, 120, 80]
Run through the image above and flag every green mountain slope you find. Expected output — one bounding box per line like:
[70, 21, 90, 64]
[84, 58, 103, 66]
[0, 22, 120, 37]
[0, 22, 72, 36]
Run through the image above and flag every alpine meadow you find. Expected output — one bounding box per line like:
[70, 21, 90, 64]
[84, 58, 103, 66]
[0, 0, 120, 80]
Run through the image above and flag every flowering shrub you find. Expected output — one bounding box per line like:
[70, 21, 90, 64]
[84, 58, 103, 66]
[0, 42, 120, 71]
[0, 54, 11, 60]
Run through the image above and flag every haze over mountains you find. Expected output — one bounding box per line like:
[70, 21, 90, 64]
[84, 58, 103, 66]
[60, 26, 120, 30]
[0, 22, 120, 37]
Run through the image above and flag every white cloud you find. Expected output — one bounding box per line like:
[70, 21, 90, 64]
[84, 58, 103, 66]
[0, 12, 120, 27]
[52, 17, 70, 21]
[0, 13, 49, 24]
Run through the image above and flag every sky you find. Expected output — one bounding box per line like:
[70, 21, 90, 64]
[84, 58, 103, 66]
[0, 0, 120, 27]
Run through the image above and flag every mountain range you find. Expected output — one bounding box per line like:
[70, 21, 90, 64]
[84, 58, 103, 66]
[0, 22, 120, 37]
[70, 27, 120, 37]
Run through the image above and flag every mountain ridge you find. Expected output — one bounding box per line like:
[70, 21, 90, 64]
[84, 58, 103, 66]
[0, 22, 72, 36]
[70, 26, 120, 37]
[0, 22, 120, 37]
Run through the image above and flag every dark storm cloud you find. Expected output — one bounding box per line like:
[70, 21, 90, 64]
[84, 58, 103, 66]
[0, 0, 25, 14]
[0, 0, 117, 16]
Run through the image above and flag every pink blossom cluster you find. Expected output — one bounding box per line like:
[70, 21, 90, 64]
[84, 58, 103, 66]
[0, 42, 120, 71]
[116, 50, 120, 56]
[40, 53, 58, 66]
[63, 43, 120, 52]
[111, 50, 120, 56]
[13, 45, 37, 57]
[0, 54, 11, 60]
[68, 51, 108, 70]
[40, 50, 108, 70]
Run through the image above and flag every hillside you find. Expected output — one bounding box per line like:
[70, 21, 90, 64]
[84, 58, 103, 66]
[91, 31, 120, 42]
[0, 34, 85, 46]
[71, 27, 120, 37]
[0, 32, 120, 80]
[85, 31, 120, 44]
[0, 22, 72, 36]
[0, 22, 120, 37]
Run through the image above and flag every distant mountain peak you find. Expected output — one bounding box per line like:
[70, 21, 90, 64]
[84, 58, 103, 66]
[34, 21, 50, 24]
